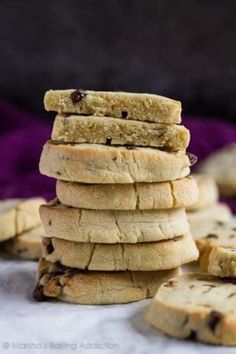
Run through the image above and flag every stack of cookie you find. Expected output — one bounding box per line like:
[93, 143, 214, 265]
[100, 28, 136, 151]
[33, 89, 199, 304]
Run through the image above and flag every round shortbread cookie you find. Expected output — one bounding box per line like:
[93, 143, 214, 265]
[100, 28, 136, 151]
[42, 234, 198, 271]
[39, 141, 192, 184]
[0, 197, 45, 242]
[2, 225, 43, 260]
[187, 174, 219, 211]
[187, 203, 232, 237]
[40, 200, 190, 243]
[207, 245, 236, 277]
[56, 177, 198, 210]
[52, 114, 189, 149]
[146, 273, 236, 346]
[33, 258, 181, 304]
[44, 89, 182, 124]
[199, 144, 236, 196]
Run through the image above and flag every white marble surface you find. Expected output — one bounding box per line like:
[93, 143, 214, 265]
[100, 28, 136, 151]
[0, 256, 235, 354]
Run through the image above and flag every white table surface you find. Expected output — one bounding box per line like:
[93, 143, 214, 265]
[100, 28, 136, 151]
[0, 255, 235, 354]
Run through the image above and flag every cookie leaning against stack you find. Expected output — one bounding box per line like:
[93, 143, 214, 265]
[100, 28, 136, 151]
[34, 89, 199, 305]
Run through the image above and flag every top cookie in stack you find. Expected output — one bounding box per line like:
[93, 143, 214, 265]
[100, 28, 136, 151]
[35, 89, 198, 305]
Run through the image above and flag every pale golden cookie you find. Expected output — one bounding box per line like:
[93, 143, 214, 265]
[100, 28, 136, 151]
[3, 225, 43, 260]
[42, 234, 198, 271]
[40, 200, 190, 243]
[56, 177, 198, 210]
[44, 89, 181, 124]
[33, 258, 181, 304]
[39, 141, 191, 184]
[146, 273, 236, 346]
[0, 198, 45, 242]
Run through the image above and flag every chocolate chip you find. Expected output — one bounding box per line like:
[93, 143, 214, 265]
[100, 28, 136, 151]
[70, 89, 87, 103]
[229, 234, 236, 238]
[185, 330, 197, 341]
[48, 220, 52, 226]
[187, 152, 198, 166]
[205, 234, 218, 239]
[121, 111, 128, 118]
[216, 221, 224, 226]
[46, 241, 54, 255]
[106, 138, 112, 145]
[33, 284, 47, 301]
[112, 156, 117, 161]
[208, 311, 223, 332]
[56, 171, 62, 176]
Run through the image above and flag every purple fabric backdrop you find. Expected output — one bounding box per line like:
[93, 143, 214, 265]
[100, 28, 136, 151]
[0, 100, 236, 211]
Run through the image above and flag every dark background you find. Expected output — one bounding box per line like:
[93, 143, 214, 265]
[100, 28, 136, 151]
[0, 0, 236, 121]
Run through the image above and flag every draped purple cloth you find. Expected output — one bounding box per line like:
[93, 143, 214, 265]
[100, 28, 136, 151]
[0, 99, 236, 211]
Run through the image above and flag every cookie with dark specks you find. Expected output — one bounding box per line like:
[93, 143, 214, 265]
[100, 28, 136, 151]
[188, 203, 232, 240]
[207, 245, 236, 277]
[42, 234, 198, 271]
[51, 114, 189, 150]
[192, 220, 236, 271]
[146, 273, 236, 346]
[44, 89, 182, 124]
[0, 198, 45, 242]
[33, 258, 181, 304]
[2, 225, 43, 260]
[39, 141, 191, 184]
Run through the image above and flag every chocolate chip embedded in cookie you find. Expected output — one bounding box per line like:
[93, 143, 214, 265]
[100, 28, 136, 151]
[70, 89, 87, 103]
